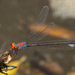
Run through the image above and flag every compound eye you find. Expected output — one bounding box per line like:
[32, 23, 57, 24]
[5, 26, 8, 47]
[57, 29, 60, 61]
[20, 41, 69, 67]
[10, 42, 13, 46]
[11, 42, 15, 48]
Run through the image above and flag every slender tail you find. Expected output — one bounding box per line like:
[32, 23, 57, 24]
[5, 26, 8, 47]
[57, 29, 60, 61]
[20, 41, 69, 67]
[27, 42, 75, 47]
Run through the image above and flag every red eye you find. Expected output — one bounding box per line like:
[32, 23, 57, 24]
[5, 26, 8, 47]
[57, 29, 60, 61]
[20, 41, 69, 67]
[10, 42, 13, 46]
[11, 42, 17, 50]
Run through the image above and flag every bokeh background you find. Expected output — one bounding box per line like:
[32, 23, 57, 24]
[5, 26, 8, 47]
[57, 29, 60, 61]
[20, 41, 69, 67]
[0, 0, 75, 75]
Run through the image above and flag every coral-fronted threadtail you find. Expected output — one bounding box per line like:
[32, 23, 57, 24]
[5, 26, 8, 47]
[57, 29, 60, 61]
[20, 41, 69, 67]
[10, 6, 75, 55]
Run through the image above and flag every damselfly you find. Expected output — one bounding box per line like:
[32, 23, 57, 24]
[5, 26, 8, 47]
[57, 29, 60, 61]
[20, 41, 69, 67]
[0, 6, 75, 74]
[0, 6, 75, 63]
[9, 6, 75, 55]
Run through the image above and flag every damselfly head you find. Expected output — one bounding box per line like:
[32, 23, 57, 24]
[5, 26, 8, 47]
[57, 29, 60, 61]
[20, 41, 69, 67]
[11, 42, 15, 48]
[11, 42, 18, 50]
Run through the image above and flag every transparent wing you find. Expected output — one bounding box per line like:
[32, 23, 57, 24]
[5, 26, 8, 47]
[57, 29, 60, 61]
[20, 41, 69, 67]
[28, 22, 55, 42]
[26, 6, 50, 43]
[0, 42, 6, 54]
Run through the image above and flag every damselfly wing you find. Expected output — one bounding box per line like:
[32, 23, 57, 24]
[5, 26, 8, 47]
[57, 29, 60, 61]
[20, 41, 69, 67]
[26, 6, 55, 44]
[0, 42, 7, 55]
